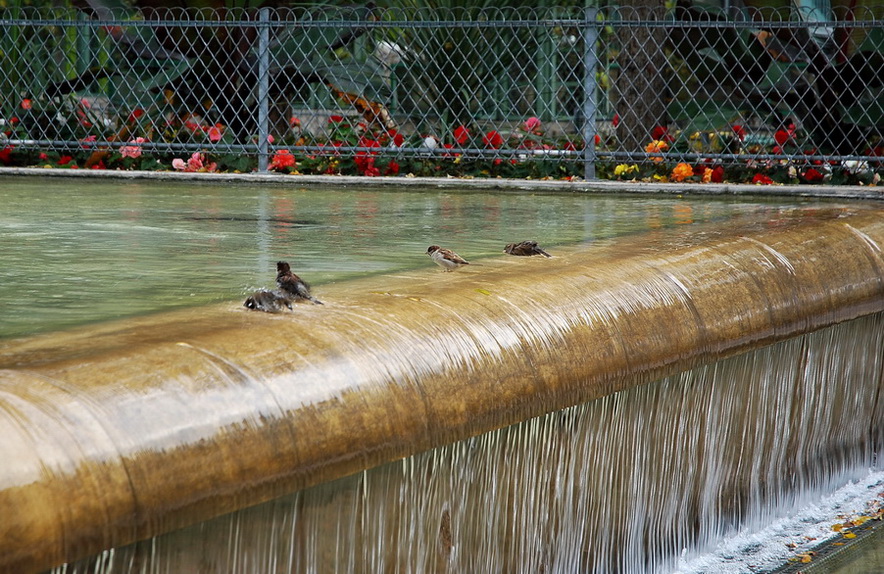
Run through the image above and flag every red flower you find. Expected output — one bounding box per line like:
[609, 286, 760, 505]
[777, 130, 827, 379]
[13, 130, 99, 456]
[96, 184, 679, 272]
[612, 113, 620, 128]
[710, 166, 725, 183]
[269, 149, 296, 171]
[9, 117, 19, 125]
[453, 125, 470, 145]
[594, 134, 601, 146]
[774, 130, 790, 146]
[358, 136, 381, 149]
[328, 115, 345, 123]
[387, 129, 405, 147]
[21, 99, 32, 110]
[563, 141, 577, 151]
[58, 155, 73, 165]
[357, 154, 380, 176]
[732, 125, 746, 141]
[90, 160, 107, 170]
[385, 160, 400, 175]
[751, 173, 773, 185]
[482, 130, 504, 149]
[802, 168, 824, 182]
[128, 108, 145, 123]
[651, 125, 668, 140]
[0, 145, 14, 164]
[289, 116, 301, 128]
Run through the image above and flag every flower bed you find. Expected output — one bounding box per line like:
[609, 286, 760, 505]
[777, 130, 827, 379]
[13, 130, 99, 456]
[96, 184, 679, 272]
[1, 100, 881, 187]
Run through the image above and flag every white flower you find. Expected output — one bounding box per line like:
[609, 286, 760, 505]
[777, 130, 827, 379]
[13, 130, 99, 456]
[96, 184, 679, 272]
[842, 160, 870, 175]
[423, 136, 438, 150]
[374, 41, 406, 68]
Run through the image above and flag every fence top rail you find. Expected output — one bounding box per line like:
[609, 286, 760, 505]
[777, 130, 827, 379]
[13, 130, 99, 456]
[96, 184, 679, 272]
[0, 5, 881, 27]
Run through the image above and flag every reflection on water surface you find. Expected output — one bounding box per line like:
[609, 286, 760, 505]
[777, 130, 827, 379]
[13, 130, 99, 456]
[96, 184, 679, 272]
[0, 176, 850, 338]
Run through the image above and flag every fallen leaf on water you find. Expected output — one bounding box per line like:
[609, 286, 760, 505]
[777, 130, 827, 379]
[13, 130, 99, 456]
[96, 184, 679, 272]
[843, 532, 856, 539]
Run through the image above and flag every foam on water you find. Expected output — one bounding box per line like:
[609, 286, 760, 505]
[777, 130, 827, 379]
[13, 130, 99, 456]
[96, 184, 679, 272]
[675, 469, 884, 573]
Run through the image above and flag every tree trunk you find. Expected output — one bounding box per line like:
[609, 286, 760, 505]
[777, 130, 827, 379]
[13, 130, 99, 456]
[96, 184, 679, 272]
[614, 1, 669, 152]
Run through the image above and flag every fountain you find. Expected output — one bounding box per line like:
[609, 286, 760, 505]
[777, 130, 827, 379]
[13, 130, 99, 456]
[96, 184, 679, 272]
[0, 180, 882, 573]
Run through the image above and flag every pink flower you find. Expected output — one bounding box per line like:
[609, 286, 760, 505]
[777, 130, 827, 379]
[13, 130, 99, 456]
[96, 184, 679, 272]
[120, 137, 146, 159]
[172, 153, 217, 173]
[187, 152, 204, 171]
[21, 99, 32, 110]
[207, 124, 223, 143]
[524, 116, 542, 132]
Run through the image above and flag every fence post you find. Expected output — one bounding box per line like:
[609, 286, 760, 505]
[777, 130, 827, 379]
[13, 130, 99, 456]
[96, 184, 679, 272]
[582, 5, 599, 181]
[256, 7, 271, 172]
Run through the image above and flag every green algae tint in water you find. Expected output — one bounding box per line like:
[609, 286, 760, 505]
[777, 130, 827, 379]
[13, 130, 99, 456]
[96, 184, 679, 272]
[0, 176, 828, 339]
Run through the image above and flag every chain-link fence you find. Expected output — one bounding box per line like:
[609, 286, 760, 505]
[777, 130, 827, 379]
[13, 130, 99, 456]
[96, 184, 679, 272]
[1, 4, 882, 182]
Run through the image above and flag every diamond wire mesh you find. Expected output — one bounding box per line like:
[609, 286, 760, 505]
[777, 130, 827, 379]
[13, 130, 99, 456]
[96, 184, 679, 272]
[0, 5, 881, 179]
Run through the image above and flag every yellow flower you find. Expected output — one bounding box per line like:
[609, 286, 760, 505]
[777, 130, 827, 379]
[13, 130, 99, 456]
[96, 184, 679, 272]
[645, 140, 668, 162]
[671, 162, 693, 182]
[614, 163, 638, 178]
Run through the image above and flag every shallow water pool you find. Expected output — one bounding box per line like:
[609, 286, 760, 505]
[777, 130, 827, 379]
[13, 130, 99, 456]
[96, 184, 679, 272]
[0, 176, 849, 339]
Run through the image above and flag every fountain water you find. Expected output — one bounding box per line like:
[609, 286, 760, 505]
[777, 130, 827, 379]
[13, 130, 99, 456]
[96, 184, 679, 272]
[0, 182, 881, 573]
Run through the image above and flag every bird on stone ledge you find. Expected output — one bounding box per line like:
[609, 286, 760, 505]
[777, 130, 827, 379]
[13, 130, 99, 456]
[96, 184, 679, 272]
[243, 289, 293, 313]
[504, 240, 552, 258]
[427, 245, 470, 271]
[276, 261, 323, 305]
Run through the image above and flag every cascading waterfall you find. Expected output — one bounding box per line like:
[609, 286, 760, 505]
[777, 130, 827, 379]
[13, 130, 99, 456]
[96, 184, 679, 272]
[50, 312, 883, 574]
[1, 207, 882, 574]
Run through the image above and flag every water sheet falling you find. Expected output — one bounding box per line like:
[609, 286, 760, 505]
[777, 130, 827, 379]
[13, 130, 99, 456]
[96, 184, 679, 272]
[51, 312, 884, 574]
[1, 208, 882, 573]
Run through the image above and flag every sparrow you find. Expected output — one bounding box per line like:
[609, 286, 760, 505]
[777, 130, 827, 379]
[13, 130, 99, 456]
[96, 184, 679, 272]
[427, 245, 470, 271]
[243, 289, 293, 313]
[504, 240, 552, 258]
[276, 261, 323, 305]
